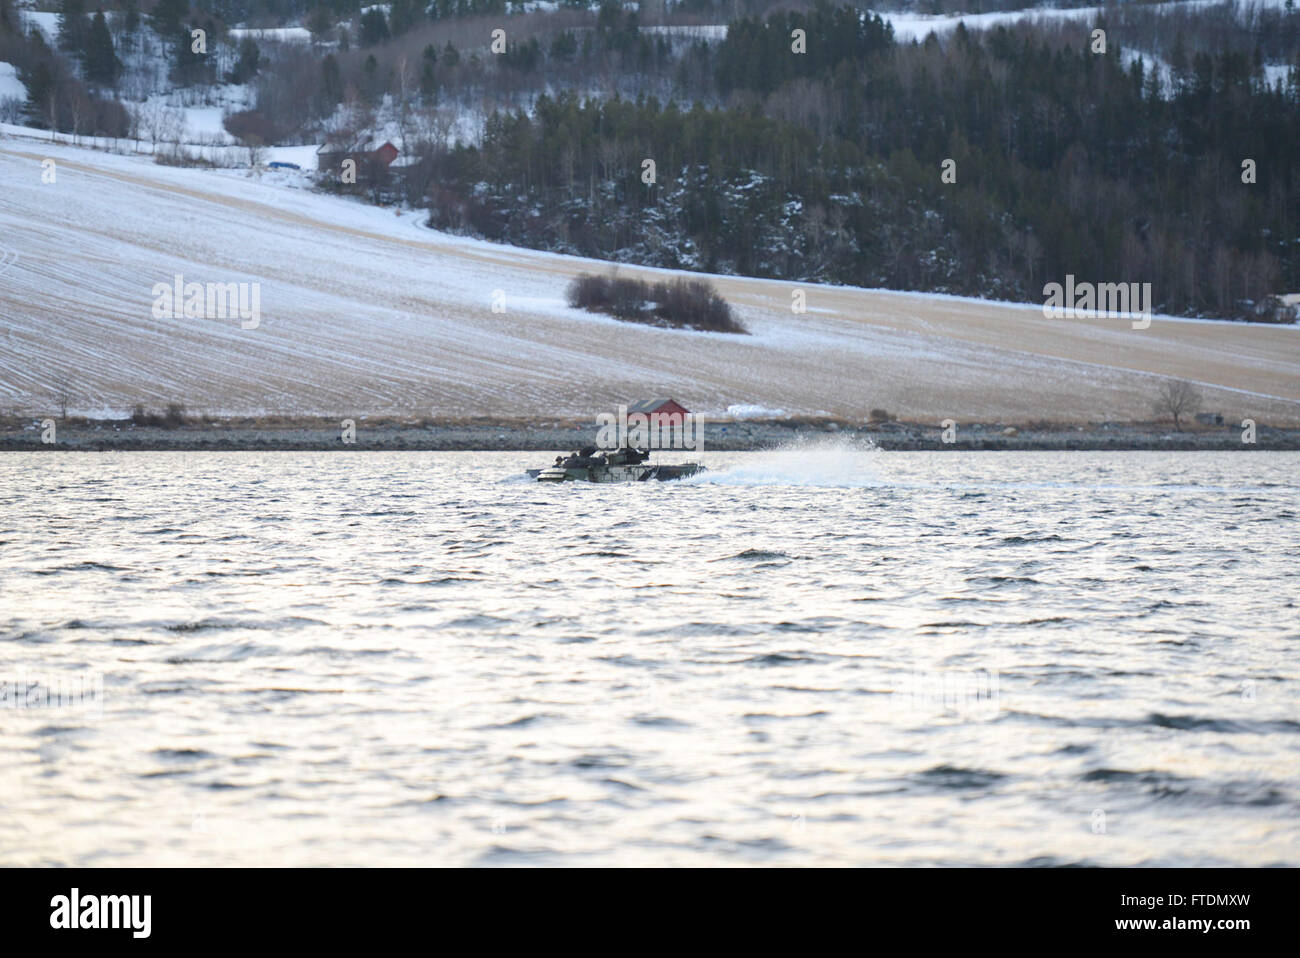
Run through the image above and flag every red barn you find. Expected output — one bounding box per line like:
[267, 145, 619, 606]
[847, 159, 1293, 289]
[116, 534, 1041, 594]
[627, 398, 690, 422]
[625, 399, 693, 448]
[315, 139, 400, 176]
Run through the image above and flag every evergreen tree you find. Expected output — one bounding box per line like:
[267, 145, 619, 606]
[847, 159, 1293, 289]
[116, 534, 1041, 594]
[307, 4, 333, 43]
[320, 53, 342, 105]
[419, 44, 437, 99]
[23, 60, 55, 126]
[171, 21, 212, 85]
[228, 35, 260, 84]
[550, 30, 577, 62]
[388, 0, 421, 36]
[56, 0, 87, 56]
[82, 11, 119, 87]
[359, 8, 388, 46]
[149, 0, 187, 36]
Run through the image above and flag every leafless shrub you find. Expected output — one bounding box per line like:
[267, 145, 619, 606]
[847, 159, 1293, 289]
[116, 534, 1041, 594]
[131, 403, 189, 428]
[224, 110, 284, 146]
[153, 148, 222, 168]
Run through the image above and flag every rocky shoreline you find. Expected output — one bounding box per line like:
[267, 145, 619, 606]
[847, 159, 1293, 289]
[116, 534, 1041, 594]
[1, 416, 1293, 451]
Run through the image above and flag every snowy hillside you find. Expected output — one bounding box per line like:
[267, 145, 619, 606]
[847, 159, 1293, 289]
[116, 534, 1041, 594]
[1, 137, 1298, 424]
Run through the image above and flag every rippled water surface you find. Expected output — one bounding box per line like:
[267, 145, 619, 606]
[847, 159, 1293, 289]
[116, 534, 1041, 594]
[2, 448, 1297, 866]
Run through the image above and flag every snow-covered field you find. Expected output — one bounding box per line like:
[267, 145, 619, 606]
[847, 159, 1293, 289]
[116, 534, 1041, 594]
[879, 0, 1297, 41]
[881, 4, 1103, 40]
[16, 9, 58, 42]
[1, 137, 1297, 423]
[644, 25, 730, 39]
[227, 27, 313, 43]
[0, 62, 24, 102]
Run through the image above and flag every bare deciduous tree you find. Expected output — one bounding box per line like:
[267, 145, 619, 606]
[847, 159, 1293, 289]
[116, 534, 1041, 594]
[393, 56, 413, 152]
[1154, 379, 1202, 431]
[245, 136, 267, 169]
[136, 100, 185, 152]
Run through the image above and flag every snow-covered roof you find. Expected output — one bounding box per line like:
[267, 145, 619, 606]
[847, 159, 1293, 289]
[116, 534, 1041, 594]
[317, 139, 374, 154]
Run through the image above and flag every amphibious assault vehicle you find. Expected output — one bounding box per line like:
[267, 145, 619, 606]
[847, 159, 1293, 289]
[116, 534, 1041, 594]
[527, 446, 705, 483]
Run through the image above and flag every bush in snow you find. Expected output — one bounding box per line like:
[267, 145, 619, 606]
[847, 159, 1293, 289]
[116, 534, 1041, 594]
[567, 272, 747, 335]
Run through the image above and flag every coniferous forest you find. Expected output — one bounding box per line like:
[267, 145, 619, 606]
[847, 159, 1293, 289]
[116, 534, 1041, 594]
[426, 3, 1300, 318]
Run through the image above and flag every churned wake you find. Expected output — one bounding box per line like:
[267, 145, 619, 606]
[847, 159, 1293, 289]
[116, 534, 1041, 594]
[687, 436, 882, 487]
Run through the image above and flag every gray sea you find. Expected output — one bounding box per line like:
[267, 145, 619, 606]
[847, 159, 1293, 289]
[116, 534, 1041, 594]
[1, 446, 1297, 866]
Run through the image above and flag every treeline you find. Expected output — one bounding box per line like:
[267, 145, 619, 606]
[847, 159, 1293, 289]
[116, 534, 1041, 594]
[2, 0, 244, 131]
[421, 4, 1300, 318]
[54, 0, 124, 86]
[0, 0, 130, 134]
[1105, 1, 1300, 69]
[249, 2, 678, 141]
[167, 0, 794, 32]
[716, 3, 893, 94]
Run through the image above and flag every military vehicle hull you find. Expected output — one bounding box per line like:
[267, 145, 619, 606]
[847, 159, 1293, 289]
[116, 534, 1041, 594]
[528, 462, 705, 483]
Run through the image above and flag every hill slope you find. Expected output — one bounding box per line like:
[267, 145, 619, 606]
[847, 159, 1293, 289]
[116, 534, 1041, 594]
[1, 139, 1298, 425]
